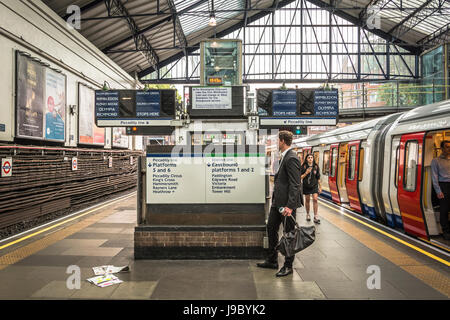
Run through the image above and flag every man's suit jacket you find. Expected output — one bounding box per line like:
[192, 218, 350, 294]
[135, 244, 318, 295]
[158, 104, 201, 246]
[272, 148, 303, 210]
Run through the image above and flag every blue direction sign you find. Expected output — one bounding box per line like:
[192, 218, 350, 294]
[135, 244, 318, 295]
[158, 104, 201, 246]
[314, 90, 339, 117]
[272, 90, 297, 116]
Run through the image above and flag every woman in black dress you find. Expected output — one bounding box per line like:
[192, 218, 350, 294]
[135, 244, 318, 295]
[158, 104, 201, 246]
[301, 153, 322, 224]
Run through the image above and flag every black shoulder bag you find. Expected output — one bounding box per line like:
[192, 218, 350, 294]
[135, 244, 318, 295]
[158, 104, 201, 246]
[275, 215, 316, 257]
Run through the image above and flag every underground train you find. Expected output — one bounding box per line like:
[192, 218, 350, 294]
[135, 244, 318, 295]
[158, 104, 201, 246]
[288, 99, 450, 246]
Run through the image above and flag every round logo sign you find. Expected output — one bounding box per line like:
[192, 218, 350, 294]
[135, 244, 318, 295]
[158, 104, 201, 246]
[2, 161, 11, 174]
[72, 159, 77, 169]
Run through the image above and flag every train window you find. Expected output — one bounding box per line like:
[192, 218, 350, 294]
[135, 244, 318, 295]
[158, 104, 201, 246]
[330, 148, 338, 177]
[348, 146, 356, 180]
[313, 151, 320, 166]
[323, 150, 330, 175]
[404, 141, 418, 192]
[394, 146, 400, 188]
[358, 148, 364, 181]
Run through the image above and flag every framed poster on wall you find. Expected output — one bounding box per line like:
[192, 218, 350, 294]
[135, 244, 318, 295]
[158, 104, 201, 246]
[15, 51, 66, 142]
[78, 83, 105, 145]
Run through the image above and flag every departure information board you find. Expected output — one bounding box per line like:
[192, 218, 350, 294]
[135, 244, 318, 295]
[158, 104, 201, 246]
[257, 88, 338, 126]
[272, 90, 297, 116]
[95, 89, 176, 127]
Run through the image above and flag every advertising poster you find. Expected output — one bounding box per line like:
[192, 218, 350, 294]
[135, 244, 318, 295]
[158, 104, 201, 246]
[45, 69, 65, 141]
[16, 54, 45, 139]
[93, 124, 105, 145]
[113, 127, 128, 148]
[79, 84, 104, 145]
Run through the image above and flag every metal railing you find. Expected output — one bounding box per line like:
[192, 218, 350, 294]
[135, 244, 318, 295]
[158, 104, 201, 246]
[337, 78, 449, 110]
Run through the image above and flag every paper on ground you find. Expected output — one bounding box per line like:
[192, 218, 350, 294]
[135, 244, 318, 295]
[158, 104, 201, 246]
[92, 265, 129, 276]
[87, 274, 123, 287]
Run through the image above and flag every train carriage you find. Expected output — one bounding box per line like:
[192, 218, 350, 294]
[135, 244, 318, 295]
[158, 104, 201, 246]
[381, 100, 450, 242]
[290, 99, 450, 247]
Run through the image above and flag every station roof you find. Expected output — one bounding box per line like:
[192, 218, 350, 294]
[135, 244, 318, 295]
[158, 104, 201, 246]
[42, 0, 450, 78]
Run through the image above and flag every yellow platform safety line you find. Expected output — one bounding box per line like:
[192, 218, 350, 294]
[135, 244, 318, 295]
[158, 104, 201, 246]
[319, 200, 450, 297]
[319, 200, 449, 266]
[0, 193, 135, 270]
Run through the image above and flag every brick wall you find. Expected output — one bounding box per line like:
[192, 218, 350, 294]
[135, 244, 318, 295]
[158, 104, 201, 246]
[135, 230, 264, 247]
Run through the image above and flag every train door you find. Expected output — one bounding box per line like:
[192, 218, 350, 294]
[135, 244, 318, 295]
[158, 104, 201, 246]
[337, 143, 349, 203]
[320, 147, 332, 199]
[397, 132, 428, 239]
[328, 144, 340, 203]
[388, 137, 402, 228]
[422, 130, 450, 237]
[345, 141, 362, 213]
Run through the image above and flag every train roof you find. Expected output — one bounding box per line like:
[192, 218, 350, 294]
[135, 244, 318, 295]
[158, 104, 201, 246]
[396, 99, 450, 124]
[388, 99, 450, 135]
[294, 113, 401, 146]
[293, 99, 450, 148]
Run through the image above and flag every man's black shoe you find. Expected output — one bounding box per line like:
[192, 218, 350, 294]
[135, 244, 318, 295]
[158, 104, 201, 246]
[256, 261, 278, 269]
[276, 266, 293, 277]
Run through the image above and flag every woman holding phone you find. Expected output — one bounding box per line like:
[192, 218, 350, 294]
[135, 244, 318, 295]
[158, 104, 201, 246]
[301, 153, 321, 224]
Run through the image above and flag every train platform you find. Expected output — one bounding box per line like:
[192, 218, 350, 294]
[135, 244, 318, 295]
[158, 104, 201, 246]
[0, 192, 448, 300]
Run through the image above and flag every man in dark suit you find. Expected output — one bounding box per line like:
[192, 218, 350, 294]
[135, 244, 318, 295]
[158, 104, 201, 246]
[257, 130, 303, 277]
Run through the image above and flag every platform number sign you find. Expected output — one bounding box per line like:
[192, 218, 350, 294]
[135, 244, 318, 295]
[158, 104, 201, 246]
[108, 156, 113, 168]
[1, 158, 12, 177]
[72, 157, 78, 171]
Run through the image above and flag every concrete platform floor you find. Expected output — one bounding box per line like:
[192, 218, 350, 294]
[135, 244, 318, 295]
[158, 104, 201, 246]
[0, 193, 448, 300]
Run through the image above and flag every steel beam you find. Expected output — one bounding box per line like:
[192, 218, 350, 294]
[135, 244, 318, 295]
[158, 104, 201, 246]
[304, 1, 329, 75]
[137, 0, 298, 78]
[387, 0, 433, 35]
[104, 0, 159, 72]
[417, 24, 450, 47]
[304, 0, 420, 54]
[362, 29, 387, 79]
[167, 0, 188, 49]
[103, 0, 208, 53]
[274, 0, 300, 76]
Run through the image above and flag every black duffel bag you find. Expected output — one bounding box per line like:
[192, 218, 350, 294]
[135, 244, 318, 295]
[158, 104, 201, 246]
[275, 215, 315, 257]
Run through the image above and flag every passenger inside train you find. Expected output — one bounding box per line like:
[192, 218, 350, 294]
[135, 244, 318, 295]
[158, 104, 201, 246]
[430, 139, 450, 240]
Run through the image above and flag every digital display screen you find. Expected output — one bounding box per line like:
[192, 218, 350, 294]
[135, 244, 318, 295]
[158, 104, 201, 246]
[257, 88, 338, 126]
[187, 86, 244, 118]
[95, 89, 176, 126]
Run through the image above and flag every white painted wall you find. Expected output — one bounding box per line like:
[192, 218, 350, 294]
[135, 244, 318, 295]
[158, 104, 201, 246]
[0, 0, 137, 147]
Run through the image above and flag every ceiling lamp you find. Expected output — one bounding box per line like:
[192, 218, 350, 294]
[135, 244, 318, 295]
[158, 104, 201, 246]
[209, 12, 217, 26]
[208, 0, 216, 27]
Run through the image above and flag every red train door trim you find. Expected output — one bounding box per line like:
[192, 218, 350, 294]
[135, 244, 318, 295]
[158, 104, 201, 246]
[346, 140, 362, 213]
[328, 143, 340, 204]
[397, 132, 428, 240]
